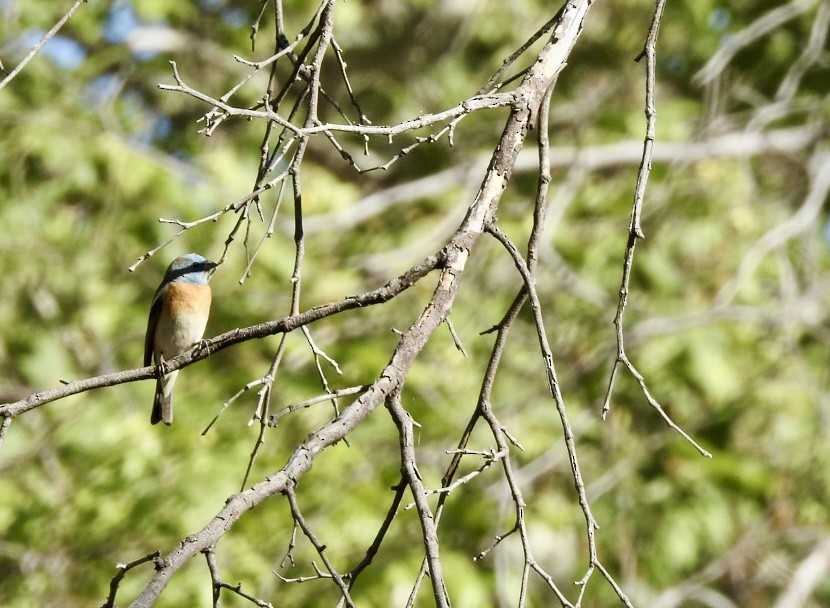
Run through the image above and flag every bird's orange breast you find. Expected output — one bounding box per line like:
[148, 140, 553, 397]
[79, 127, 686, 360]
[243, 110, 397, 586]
[154, 282, 212, 358]
[165, 282, 212, 315]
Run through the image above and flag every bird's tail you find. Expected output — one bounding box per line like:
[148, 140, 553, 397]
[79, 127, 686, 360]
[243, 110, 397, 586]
[150, 372, 177, 425]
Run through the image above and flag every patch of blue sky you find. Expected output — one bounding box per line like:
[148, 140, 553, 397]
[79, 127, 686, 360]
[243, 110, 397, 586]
[86, 72, 123, 106]
[104, 2, 140, 44]
[14, 30, 87, 70]
[221, 7, 248, 28]
[709, 8, 731, 32]
[199, 0, 226, 10]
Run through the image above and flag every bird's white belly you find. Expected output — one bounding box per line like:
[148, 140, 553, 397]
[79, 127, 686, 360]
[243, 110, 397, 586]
[154, 310, 209, 358]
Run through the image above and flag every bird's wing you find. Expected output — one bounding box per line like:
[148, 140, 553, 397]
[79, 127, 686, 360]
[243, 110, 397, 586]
[144, 287, 165, 366]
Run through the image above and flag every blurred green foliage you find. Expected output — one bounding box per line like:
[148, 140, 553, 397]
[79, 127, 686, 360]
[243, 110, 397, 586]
[1, 0, 829, 606]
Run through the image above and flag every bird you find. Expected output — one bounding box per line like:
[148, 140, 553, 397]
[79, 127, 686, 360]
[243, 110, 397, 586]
[144, 253, 217, 425]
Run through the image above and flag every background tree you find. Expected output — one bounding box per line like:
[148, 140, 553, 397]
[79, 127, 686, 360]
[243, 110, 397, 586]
[1, 0, 829, 606]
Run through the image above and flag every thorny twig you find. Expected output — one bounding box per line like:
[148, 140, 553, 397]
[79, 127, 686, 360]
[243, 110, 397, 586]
[284, 486, 356, 607]
[158, 61, 519, 138]
[602, 0, 711, 459]
[386, 391, 450, 608]
[486, 222, 631, 607]
[101, 551, 160, 608]
[204, 546, 273, 608]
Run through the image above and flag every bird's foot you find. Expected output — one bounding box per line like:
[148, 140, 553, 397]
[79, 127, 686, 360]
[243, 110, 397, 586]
[155, 355, 169, 378]
[193, 339, 211, 356]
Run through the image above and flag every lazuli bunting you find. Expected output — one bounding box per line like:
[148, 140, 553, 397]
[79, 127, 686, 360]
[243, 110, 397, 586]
[144, 253, 217, 425]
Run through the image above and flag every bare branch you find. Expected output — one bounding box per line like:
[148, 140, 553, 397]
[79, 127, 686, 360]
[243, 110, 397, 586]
[158, 61, 521, 138]
[343, 480, 406, 596]
[601, 0, 711, 461]
[284, 486, 355, 607]
[0, 0, 89, 92]
[485, 223, 602, 573]
[268, 385, 369, 427]
[0, 415, 12, 450]
[0, 252, 446, 420]
[101, 551, 160, 608]
[386, 391, 450, 607]
[203, 546, 274, 608]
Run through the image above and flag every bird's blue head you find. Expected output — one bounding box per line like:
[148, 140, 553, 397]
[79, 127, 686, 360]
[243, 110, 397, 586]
[164, 253, 217, 285]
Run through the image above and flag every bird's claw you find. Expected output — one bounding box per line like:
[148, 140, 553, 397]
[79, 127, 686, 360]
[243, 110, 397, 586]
[193, 339, 211, 356]
[156, 356, 169, 378]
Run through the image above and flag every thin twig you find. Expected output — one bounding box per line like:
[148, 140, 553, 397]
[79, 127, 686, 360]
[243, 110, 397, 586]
[279, 520, 298, 569]
[602, 0, 711, 461]
[242, 333, 288, 490]
[486, 222, 603, 603]
[204, 545, 274, 608]
[0, 415, 12, 449]
[426, 448, 505, 497]
[386, 391, 451, 608]
[268, 385, 369, 427]
[331, 36, 371, 125]
[101, 551, 160, 608]
[342, 480, 406, 599]
[477, 8, 564, 95]
[0, 0, 89, 92]
[158, 62, 519, 137]
[443, 317, 469, 358]
[284, 486, 356, 607]
[202, 377, 266, 435]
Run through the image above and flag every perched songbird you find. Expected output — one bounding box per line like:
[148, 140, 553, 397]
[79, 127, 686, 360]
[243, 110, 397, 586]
[144, 253, 217, 425]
